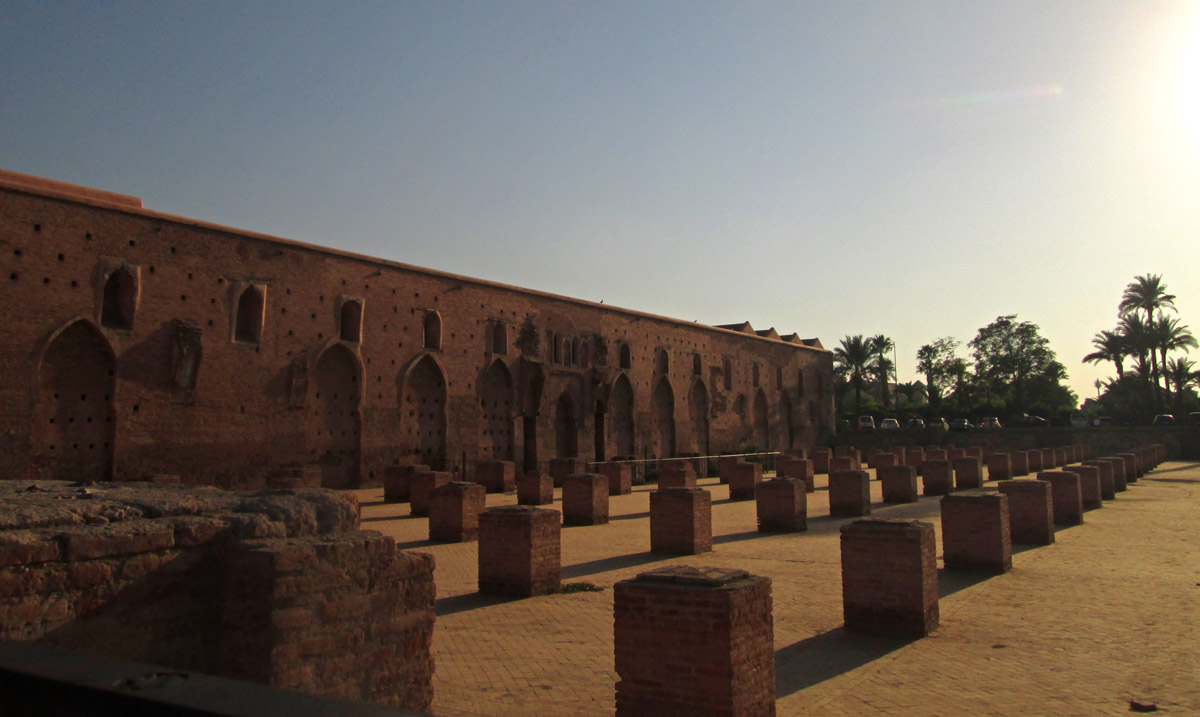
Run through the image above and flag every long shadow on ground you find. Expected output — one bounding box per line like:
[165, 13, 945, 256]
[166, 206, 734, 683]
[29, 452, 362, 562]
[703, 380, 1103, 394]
[436, 592, 519, 617]
[775, 627, 914, 698]
[561, 551, 662, 579]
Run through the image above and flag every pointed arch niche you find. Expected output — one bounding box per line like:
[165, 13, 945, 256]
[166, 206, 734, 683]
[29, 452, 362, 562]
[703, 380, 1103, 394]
[753, 389, 770, 451]
[653, 378, 676, 459]
[554, 392, 578, 459]
[307, 344, 361, 488]
[689, 379, 709, 456]
[479, 360, 514, 461]
[610, 373, 635, 458]
[404, 354, 447, 469]
[100, 267, 137, 331]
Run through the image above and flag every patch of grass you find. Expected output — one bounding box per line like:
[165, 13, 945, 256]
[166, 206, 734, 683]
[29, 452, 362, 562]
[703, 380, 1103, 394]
[553, 582, 604, 594]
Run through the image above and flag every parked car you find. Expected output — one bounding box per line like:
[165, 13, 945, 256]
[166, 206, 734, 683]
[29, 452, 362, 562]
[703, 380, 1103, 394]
[906, 417, 925, 429]
[948, 418, 973, 431]
[1069, 413, 1089, 429]
[1189, 412, 1200, 425]
[978, 416, 1002, 429]
[1151, 414, 1176, 426]
[1007, 414, 1048, 428]
[927, 417, 949, 431]
[857, 415, 876, 431]
[1094, 416, 1114, 427]
[879, 418, 900, 430]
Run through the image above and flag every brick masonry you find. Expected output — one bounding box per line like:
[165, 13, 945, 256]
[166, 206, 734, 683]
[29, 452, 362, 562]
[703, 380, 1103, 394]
[613, 566, 775, 716]
[649, 488, 712, 554]
[829, 470, 871, 517]
[1082, 460, 1116, 499]
[598, 462, 633, 496]
[1010, 450, 1029, 477]
[474, 461, 516, 494]
[879, 464, 918, 504]
[940, 494, 1012, 574]
[986, 453, 1011, 482]
[1026, 449, 1043, 473]
[562, 473, 610, 526]
[921, 459, 953, 496]
[729, 461, 763, 501]
[1037, 471, 1083, 526]
[776, 458, 814, 493]
[1060, 465, 1102, 510]
[996, 480, 1054, 545]
[477, 506, 561, 597]
[517, 470, 553, 505]
[840, 519, 938, 638]
[756, 478, 807, 533]
[657, 463, 696, 489]
[408, 471, 451, 517]
[810, 449, 831, 475]
[952, 456, 983, 490]
[429, 480, 486, 542]
[382, 463, 428, 503]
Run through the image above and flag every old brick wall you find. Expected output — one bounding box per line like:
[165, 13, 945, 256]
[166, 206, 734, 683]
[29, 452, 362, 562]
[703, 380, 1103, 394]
[0, 174, 833, 489]
[0, 480, 434, 711]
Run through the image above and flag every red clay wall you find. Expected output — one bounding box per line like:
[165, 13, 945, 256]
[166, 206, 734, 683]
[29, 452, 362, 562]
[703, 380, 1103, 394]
[0, 175, 833, 489]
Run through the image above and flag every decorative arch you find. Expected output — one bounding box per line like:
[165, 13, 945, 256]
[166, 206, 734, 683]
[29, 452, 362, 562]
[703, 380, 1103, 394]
[692, 353, 702, 376]
[619, 344, 632, 369]
[402, 353, 447, 469]
[753, 389, 770, 451]
[423, 311, 442, 350]
[491, 323, 507, 355]
[723, 358, 733, 390]
[308, 344, 361, 488]
[234, 285, 264, 344]
[655, 348, 669, 375]
[779, 391, 794, 450]
[610, 373, 635, 458]
[689, 379, 709, 456]
[652, 377, 676, 459]
[339, 299, 363, 343]
[479, 359, 514, 461]
[30, 319, 116, 481]
[100, 267, 137, 330]
[554, 392, 578, 459]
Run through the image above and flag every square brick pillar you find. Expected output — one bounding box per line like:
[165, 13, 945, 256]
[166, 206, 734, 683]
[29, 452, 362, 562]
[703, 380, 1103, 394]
[1103, 456, 1130, 491]
[562, 473, 610, 525]
[1116, 452, 1141, 481]
[1010, 450, 1029, 477]
[756, 478, 808, 533]
[871, 452, 898, 469]
[986, 453, 1011, 482]
[1026, 449, 1043, 473]
[409, 471, 452, 517]
[1054, 447, 1070, 468]
[729, 462, 763, 501]
[879, 464, 918, 504]
[614, 566, 774, 717]
[810, 449, 831, 475]
[1041, 448, 1056, 469]
[904, 447, 925, 475]
[953, 456, 983, 490]
[840, 519, 938, 637]
[650, 488, 712, 554]
[829, 456, 855, 473]
[383, 463, 428, 503]
[517, 470, 553, 505]
[658, 463, 696, 489]
[921, 459, 953, 496]
[891, 446, 908, 464]
[782, 447, 807, 459]
[834, 445, 861, 465]
[478, 506, 561, 596]
[599, 462, 633, 495]
[947, 447, 966, 461]
[548, 458, 582, 488]
[429, 481, 487, 542]
[777, 458, 814, 493]
[1083, 460, 1116, 499]
[940, 494, 1012, 574]
[474, 461, 516, 494]
[1037, 471, 1083, 526]
[997, 480, 1054, 545]
[926, 448, 947, 462]
[1061, 465, 1102, 509]
[829, 469, 871, 517]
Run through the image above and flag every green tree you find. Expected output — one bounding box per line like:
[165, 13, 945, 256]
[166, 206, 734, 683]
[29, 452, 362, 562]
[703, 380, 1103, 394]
[1152, 312, 1196, 393]
[1165, 357, 1198, 416]
[833, 335, 873, 416]
[969, 315, 1073, 415]
[1119, 274, 1177, 396]
[915, 337, 959, 411]
[1083, 329, 1127, 378]
[867, 334, 895, 411]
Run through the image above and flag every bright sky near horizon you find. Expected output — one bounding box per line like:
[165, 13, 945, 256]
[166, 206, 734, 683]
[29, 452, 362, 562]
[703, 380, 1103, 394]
[2, 1, 1199, 405]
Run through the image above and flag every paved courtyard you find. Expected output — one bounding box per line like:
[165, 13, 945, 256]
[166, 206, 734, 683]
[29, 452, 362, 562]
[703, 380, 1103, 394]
[356, 461, 1200, 716]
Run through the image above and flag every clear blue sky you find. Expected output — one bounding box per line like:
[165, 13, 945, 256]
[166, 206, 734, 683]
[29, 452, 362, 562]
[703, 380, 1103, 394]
[3, 1, 1198, 404]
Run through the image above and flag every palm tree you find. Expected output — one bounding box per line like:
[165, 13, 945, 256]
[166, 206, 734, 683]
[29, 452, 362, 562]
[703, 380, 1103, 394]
[1164, 357, 1198, 417]
[896, 381, 927, 405]
[867, 334, 895, 411]
[833, 335, 873, 416]
[1119, 274, 1177, 395]
[1153, 313, 1197, 392]
[1118, 313, 1153, 385]
[1083, 329, 1127, 378]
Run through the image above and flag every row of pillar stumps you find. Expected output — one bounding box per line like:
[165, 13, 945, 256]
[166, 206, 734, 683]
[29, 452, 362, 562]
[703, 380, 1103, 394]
[379, 443, 1166, 716]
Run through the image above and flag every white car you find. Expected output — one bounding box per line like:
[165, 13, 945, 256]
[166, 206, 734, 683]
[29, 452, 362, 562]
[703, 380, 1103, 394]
[857, 415, 876, 431]
[880, 418, 900, 430]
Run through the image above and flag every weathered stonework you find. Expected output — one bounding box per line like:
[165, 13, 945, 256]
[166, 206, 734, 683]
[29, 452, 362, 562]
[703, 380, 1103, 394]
[940, 494, 1012, 574]
[840, 519, 938, 637]
[649, 488, 712, 554]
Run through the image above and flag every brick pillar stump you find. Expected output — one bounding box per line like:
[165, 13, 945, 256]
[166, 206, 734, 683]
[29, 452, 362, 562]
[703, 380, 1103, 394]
[1041, 448, 1056, 469]
[658, 464, 696, 489]
[996, 480, 1054, 545]
[811, 449, 831, 475]
[840, 519, 938, 637]
[829, 456, 855, 473]
[1026, 449, 1043, 473]
[953, 456, 983, 490]
[776, 458, 815, 493]
[986, 453, 1011, 482]
[965, 447, 983, 460]
[650, 488, 712, 554]
[834, 446, 861, 466]
[429, 481, 486, 542]
[478, 506, 561, 596]
[1010, 450, 1030, 477]
[891, 446, 908, 464]
[921, 459, 953, 496]
[548, 458, 582, 488]
[926, 448, 948, 462]
[383, 463, 428, 503]
[1103, 456, 1130, 491]
[1116, 452, 1140, 481]
[904, 447, 925, 475]
[409, 471, 452, 517]
[879, 464, 918, 504]
[729, 462, 763, 501]
[947, 447, 966, 461]
[562, 473, 610, 526]
[940, 494, 1012, 574]
[718, 456, 744, 484]
[1083, 460, 1116, 499]
[782, 447, 807, 459]
[474, 461, 516, 494]
[614, 566, 774, 717]
[1037, 471, 1084, 526]
[517, 470, 553, 506]
[871, 452, 898, 469]
[829, 470, 871, 517]
[756, 478, 808, 533]
[599, 462, 633, 495]
[1054, 447, 1070, 468]
[1061, 465, 1102, 509]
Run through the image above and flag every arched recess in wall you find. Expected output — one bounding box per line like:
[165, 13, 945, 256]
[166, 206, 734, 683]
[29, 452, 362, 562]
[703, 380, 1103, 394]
[655, 348, 669, 375]
[689, 379, 709, 456]
[653, 378, 676, 459]
[610, 374, 635, 458]
[479, 359, 514, 461]
[753, 389, 771, 451]
[308, 344, 362, 489]
[554, 392, 578, 459]
[491, 323, 507, 355]
[100, 268, 137, 330]
[779, 391, 794, 450]
[404, 354, 447, 470]
[423, 312, 442, 350]
[619, 344, 631, 369]
[340, 300, 362, 343]
[30, 319, 116, 482]
[234, 285, 264, 344]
